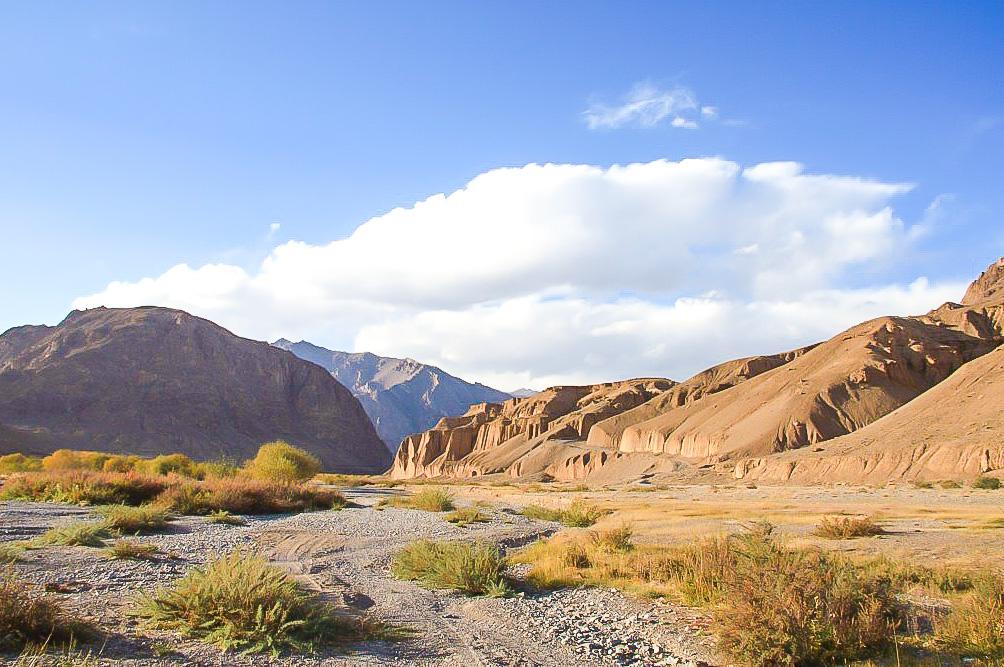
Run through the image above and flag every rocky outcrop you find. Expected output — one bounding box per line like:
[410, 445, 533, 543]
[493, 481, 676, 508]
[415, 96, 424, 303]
[733, 344, 1004, 482]
[273, 340, 511, 451]
[585, 347, 814, 449]
[0, 307, 390, 472]
[390, 379, 673, 479]
[616, 316, 995, 461]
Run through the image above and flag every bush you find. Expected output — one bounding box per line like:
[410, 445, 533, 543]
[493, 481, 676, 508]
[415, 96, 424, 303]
[391, 540, 510, 596]
[206, 510, 246, 526]
[139, 454, 198, 478]
[972, 476, 1002, 490]
[134, 551, 390, 655]
[590, 525, 633, 553]
[380, 489, 455, 512]
[0, 454, 43, 474]
[936, 573, 1004, 658]
[106, 539, 160, 561]
[445, 508, 489, 526]
[813, 516, 885, 539]
[716, 537, 898, 666]
[521, 500, 609, 527]
[155, 478, 345, 515]
[97, 505, 171, 534]
[244, 441, 321, 483]
[0, 471, 169, 506]
[33, 522, 112, 548]
[41, 450, 110, 472]
[940, 480, 963, 489]
[0, 569, 93, 650]
[101, 455, 141, 473]
[0, 542, 23, 564]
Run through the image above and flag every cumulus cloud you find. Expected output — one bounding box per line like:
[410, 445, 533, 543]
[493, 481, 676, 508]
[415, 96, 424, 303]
[73, 157, 952, 388]
[584, 83, 706, 130]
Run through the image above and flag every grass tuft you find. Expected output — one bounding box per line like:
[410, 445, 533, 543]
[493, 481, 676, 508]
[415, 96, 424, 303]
[0, 542, 25, 564]
[134, 550, 395, 655]
[813, 515, 885, 539]
[520, 500, 609, 527]
[590, 524, 634, 553]
[0, 569, 94, 650]
[97, 505, 171, 534]
[205, 510, 246, 526]
[379, 489, 455, 512]
[106, 539, 160, 561]
[391, 540, 510, 596]
[33, 522, 112, 548]
[445, 508, 489, 526]
[972, 476, 1002, 490]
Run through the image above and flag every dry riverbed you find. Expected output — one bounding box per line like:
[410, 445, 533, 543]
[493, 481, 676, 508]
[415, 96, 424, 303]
[0, 488, 717, 667]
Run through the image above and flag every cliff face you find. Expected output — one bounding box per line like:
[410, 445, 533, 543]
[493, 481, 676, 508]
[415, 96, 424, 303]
[0, 307, 391, 473]
[585, 347, 814, 450]
[616, 315, 996, 461]
[734, 344, 1004, 483]
[273, 340, 512, 451]
[390, 379, 673, 479]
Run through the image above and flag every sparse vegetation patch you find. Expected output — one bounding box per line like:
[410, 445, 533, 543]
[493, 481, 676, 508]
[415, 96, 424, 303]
[379, 488, 455, 512]
[106, 539, 160, 561]
[445, 507, 489, 526]
[520, 500, 609, 527]
[391, 540, 510, 596]
[0, 569, 94, 650]
[813, 515, 885, 539]
[33, 522, 112, 548]
[134, 550, 391, 655]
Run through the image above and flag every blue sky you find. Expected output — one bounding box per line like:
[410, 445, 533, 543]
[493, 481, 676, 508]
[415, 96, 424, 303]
[2, 2, 1003, 387]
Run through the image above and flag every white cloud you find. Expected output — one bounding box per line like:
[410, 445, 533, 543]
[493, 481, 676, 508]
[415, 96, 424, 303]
[73, 157, 951, 388]
[584, 83, 704, 130]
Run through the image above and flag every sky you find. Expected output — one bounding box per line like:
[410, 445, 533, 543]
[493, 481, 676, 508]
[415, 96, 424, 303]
[2, 1, 1003, 390]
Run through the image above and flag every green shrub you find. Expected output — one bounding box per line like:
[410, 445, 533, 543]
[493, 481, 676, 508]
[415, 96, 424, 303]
[0, 542, 24, 564]
[935, 573, 1004, 658]
[972, 476, 1002, 490]
[521, 500, 609, 527]
[391, 540, 510, 596]
[106, 539, 160, 561]
[813, 516, 885, 539]
[134, 551, 392, 655]
[0, 454, 43, 474]
[33, 522, 112, 548]
[590, 524, 634, 553]
[0, 569, 93, 650]
[139, 454, 198, 478]
[244, 441, 321, 483]
[41, 450, 110, 472]
[154, 477, 344, 515]
[101, 455, 141, 473]
[445, 508, 489, 526]
[97, 505, 171, 534]
[716, 537, 898, 666]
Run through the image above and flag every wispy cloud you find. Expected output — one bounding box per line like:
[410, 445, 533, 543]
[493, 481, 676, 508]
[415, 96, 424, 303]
[583, 82, 705, 130]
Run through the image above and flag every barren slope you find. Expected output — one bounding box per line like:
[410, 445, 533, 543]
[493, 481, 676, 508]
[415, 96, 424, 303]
[391, 379, 673, 479]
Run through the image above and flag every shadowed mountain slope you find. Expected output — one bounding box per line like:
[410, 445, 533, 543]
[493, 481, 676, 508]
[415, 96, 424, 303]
[0, 307, 390, 472]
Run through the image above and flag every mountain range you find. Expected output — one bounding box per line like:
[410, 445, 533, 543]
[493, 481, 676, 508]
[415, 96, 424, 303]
[272, 339, 512, 451]
[391, 258, 1004, 484]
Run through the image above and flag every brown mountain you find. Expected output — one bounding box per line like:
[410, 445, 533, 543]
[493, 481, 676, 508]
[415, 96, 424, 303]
[390, 379, 673, 480]
[0, 307, 391, 473]
[391, 258, 1004, 483]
